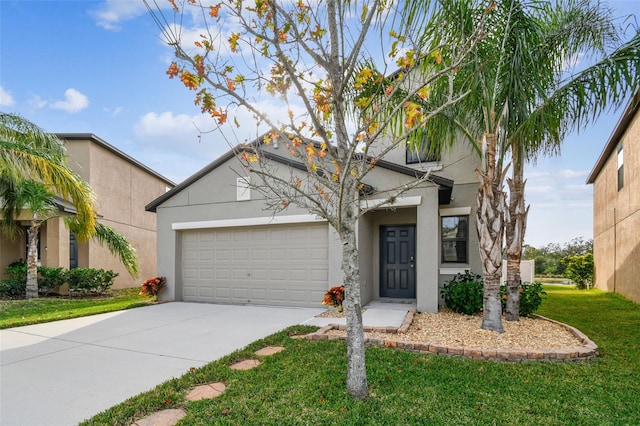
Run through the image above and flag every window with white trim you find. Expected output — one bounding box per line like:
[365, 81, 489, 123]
[237, 176, 250, 201]
[441, 215, 469, 263]
[617, 143, 624, 191]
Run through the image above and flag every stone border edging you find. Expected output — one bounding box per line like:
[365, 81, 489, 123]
[304, 309, 598, 362]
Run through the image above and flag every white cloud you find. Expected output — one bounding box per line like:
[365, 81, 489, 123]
[103, 106, 123, 117]
[50, 89, 89, 113]
[28, 94, 48, 109]
[0, 86, 15, 106]
[91, 0, 148, 31]
[558, 169, 588, 179]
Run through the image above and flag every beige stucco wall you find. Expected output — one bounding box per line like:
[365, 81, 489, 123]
[0, 235, 22, 278]
[592, 108, 640, 304]
[63, 138, 172, 289]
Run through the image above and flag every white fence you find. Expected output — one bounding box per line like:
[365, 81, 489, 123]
[500, 259, 535, 284]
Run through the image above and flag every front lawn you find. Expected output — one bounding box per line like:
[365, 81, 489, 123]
[0, 288, 154, 329]
[83, 286, 640, 425]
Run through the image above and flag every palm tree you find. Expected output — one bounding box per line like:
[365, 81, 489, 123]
[2, 181, 59, 298]
[1, 113, 139, 297]
[0, 113, 96, 239]
[400, 0, 639, 330]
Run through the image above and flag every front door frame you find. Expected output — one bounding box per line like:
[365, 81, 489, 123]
[379, 224, 416, 298]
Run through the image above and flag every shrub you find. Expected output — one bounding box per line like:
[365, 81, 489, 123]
[65, 268, 118, 295]
[563, 253, 594, 289]
[0, 278, 26, 297]
[38, 266, 66, 296]
[1, 260, 27, 297]
[500, 281, 546, 317]
[322, 285, 345, 312]
[440, 271, 484, 314]
[140, 276, 166, 299]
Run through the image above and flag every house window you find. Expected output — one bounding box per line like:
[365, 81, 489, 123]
[617, 143, 624, 191]
[237, 176, 250, 201]
[405, 137, 440, 165]
[441, 215, 468, 263]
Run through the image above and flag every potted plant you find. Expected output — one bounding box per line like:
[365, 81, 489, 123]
[322, 285, 345, 312]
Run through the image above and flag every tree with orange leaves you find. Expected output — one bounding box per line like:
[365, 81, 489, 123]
[145, 0, 488, 398]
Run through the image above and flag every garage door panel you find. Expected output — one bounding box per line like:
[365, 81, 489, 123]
[311, 269, 328, 281]
[182, 223, 328, 306]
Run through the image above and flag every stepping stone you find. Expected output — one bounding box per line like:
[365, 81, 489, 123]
[133, 408, 186, 426]
[186, 382, 227, 401]
[230, 359, 261, 370]
[255, 346, 285, 356]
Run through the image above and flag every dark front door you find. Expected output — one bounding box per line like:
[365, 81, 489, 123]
[380, 225, 416, 298]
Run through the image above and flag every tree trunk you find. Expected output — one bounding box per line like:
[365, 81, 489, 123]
[476, 133, 505, 333]
[26, 222, 39, 299]
[339, 207, 368, 398]
[505, 157, 529, 321]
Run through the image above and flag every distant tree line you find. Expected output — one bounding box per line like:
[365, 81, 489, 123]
[523, 237, 594, 288]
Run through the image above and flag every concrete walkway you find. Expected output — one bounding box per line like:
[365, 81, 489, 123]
[0, 301, 410, 426]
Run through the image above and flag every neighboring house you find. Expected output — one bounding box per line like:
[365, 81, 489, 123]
[146, 137, 484, 313]
[0, 134, 175, 289]
[587, 92, 640, 304]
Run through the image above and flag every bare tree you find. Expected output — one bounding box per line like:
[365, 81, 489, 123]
[145, 0, 487, 397]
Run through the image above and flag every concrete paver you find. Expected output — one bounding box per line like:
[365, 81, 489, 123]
[133, 408, 186, 426]
[255, 346, 285, 356]
[229, 359, 261, 370]
[185, 382, 227, 401]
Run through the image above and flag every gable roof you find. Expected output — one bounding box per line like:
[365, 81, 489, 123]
[57, 133, 176, 187]
[586, 92, 640, 184]
[145, 142, 453, 212]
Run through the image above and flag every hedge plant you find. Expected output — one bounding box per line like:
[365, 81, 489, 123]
[441, 271, 546, 317]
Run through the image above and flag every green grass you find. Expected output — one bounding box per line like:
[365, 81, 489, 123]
[0, 288, 154, 329]
[82, 285, 640, 425]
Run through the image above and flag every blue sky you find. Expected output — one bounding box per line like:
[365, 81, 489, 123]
[1, 0, 637, 248]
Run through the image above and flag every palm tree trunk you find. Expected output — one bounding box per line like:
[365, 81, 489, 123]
[505, 158, 529, 321]
[340, 207, 368, 398]
[476, 133, 505, 333]
[26, 222, 39, 299]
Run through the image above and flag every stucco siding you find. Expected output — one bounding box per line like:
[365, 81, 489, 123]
[591, 97, 640, 304]
[63, 136, 172, 289]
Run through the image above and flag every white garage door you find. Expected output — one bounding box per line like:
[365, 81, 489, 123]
[181, 222, 329, 306]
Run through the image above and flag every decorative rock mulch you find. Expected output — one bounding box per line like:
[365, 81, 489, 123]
[185, 382, 227, 401]
[305, 309, 598, 362]
[132, 408, 186, 426]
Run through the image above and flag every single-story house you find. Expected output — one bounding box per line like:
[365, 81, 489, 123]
[587, 91, 640, 304]
[0, 134, 175, 289]
[146, 136, 484, 312]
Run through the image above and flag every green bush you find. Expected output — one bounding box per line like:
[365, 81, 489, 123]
[441, 271, 484, 314]
[0, 260, 27, 297]
[0, 278, 26, 297]
[65, 268, 118, 295]
[442, 271, 546, 317]
[38, 267, 67, 295]
[501, 281, 546, 317]
[0, 260, 118, 298]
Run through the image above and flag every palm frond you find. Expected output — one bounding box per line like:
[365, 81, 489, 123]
[65, 217, 140, 278]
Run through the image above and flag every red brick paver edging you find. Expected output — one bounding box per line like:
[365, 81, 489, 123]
[304, 309, 598, 362]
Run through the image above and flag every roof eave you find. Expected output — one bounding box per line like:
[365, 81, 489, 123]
[586, 92, 640, 184]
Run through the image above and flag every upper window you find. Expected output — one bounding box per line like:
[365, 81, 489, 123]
[237, 176, 250, 201]
[441, 215, 468, 263]
[406, 137, 440, 165]
[617, 143, 624, 191]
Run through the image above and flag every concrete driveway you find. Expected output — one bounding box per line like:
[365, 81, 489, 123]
[0, 302, 324, 426]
